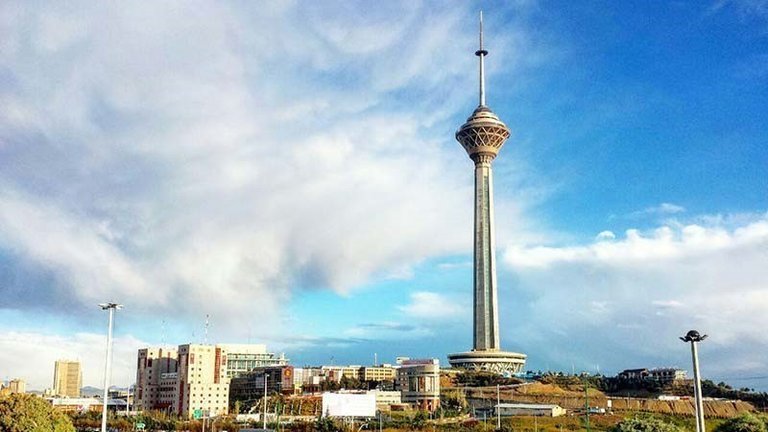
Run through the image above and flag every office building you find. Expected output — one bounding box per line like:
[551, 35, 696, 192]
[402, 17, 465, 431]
[397, 359, 440, 412]
[229, 365, 295, 408]
[53, 360, 82, 397]
[3, 379, 26, 394]
[217, 344, 288, 378]
[135, 347, 178, 411]
[359, 365, 396, 382]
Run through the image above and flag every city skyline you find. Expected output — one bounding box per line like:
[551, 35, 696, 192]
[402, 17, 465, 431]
[1, 1, 766, 392]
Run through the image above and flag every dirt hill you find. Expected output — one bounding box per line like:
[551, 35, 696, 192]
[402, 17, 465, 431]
[462, 383, 755, 418]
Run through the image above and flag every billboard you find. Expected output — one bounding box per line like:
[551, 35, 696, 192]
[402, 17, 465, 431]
[321, 392, 376, 418]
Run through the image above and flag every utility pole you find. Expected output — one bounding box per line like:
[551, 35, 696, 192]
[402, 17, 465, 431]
[584, 379, 590, 432]
[496, 384, 501, 430]
[263, 374, 268, 430]
[99, 302, 122, 432]
[681, 330, 708, 432]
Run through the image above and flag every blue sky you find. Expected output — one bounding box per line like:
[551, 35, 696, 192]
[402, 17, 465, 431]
[1, 1, 767, 392]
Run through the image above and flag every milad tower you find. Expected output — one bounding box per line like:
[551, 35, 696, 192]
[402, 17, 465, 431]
[447, 13, 527, 375]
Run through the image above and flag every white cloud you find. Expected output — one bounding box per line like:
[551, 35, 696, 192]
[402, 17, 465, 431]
[623, 202, 686, 219]
[398, 291, 467, 321]
[502, 213, 768, 377]
[0, 330, 147, 390]
[0, 2, 548, 337]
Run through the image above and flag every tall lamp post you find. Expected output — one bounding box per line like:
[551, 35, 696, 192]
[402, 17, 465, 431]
[99, 302, 122, 432]
[680, 330, 707, 432]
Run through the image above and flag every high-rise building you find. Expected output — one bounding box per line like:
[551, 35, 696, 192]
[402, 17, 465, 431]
[1, 379, 26, 395]
[135, 347, 179, 411]
[135, 342, 283, 418]
[229, 365, 295, 408]
[448, 13, 527, 375]
[53, 360, 82, 397]
[176, 344, 230, 418]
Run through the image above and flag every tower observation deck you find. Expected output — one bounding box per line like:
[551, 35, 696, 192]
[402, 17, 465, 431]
[448, 12, 527, 375]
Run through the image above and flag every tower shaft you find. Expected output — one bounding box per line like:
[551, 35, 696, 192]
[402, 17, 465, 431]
[473, 156, 500, 351]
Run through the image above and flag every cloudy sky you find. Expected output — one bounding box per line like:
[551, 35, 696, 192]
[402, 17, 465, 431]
[1, 1, 767, 392]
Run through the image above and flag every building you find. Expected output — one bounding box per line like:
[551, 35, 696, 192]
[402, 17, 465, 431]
[494, 403, 566, 417]
[3, 379, 26, 394]
[617, 368, 687, 384]
[53, 360, 82, 397]
[447, 14, 526, 375]
[373, 390, 402, 410]
[229, 365, 295, 408]
[135, 347, 179, 411]
[618, 368, 649, 380]
[217, 344, 288, 379]
[293, 367, 324, 392]
[397, 359, 440, 412]
[176, 344, 230, 418]
[135, 343, 280, 418]
[358, 365, 397, 382]
[321, 365, 361, 382]
[47, 397, 125, 413]
[649, 368, 687, 384]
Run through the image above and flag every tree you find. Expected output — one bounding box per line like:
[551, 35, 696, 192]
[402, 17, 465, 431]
[610, 415, 683, 432]
[0, 393, 75, 432]
[715, 414, 768, 432]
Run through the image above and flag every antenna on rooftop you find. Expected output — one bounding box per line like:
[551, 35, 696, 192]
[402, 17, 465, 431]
[374, 353, 378, 366]
[204, 314, 210, 345]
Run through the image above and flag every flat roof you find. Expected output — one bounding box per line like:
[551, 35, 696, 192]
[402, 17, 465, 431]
[495, 403, 561, 409]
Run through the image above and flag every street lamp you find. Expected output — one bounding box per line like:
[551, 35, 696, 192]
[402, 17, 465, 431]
[680, 330, 707, 432]
[99, 302, 123, 432]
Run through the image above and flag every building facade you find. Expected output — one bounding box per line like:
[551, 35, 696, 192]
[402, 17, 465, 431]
[229, 365, 295, 408]
[176, 344, 229, 418]
[359, 366, 396, 382]
[397, 359, 440, 412]
[135, 347, 179, 411]
[53, 360, 82, 397]
[3, 379, 26, 394]
[494, 403, 566, 417]
[217, 344, 288, 379]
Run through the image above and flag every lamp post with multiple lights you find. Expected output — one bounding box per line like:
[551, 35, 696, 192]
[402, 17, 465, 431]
[99, 302, 122, 432]
[680, 330, 707, 432]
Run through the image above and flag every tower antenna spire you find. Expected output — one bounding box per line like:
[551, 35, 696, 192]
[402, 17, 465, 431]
[476, 11, 489, 106]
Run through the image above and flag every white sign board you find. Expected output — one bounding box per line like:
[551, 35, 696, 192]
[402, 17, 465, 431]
[321, 392, 376, 418]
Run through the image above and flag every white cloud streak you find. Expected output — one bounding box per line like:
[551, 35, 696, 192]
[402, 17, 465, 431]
[502, 213, 768, 377]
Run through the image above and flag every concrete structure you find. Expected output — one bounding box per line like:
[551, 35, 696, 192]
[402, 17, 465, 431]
[135, 347, 179, 411]
[53, 360, 82, 397]
[217, 344, 288, 378]
[47, 397, 126, 413]
[176, 344, 229, 418]
[135, 343, 280, 418]
[397, 359, 440, 412]
[448, 13, 526, 375]
[3, 379, 26, 394]
[617, 367, 687, 384]
[649, 368, 687, 384]
[494, 403, 566, 417]
[321, 365, 361, 382]
[359, 365, 396, 382]
[373, 390, 402, 410]
[229, 365, 296, 407]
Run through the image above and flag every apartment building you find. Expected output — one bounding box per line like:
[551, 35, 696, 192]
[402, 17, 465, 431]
[53, 360, 82, 397]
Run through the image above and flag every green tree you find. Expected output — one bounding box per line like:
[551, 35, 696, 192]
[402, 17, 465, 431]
[610, 415, 683, 432]
[715, 414, 768, 432]
[0, 393, 75, 432]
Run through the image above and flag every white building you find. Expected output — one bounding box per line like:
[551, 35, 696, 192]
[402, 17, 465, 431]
[495, 403, 566, 417]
